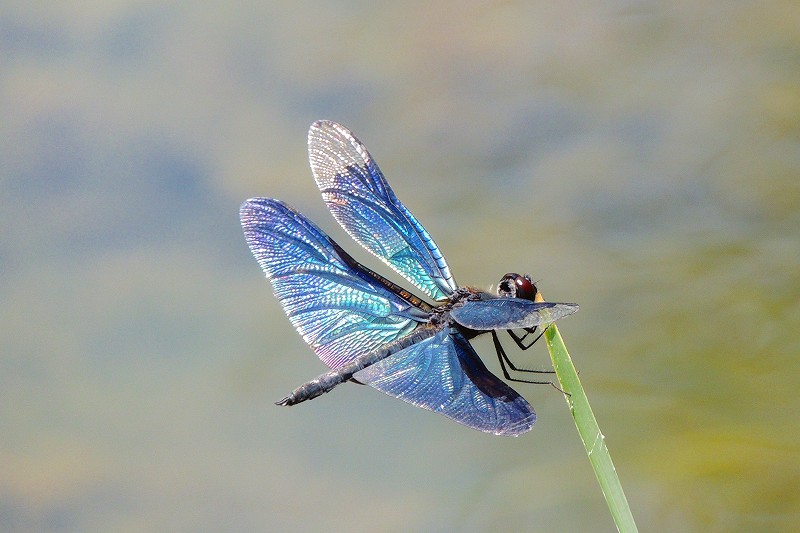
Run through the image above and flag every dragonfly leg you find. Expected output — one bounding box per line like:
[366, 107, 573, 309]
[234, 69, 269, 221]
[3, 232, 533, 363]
[508, 327, 545, 351]
[491, 331, 557, 385]
[497, 329, 554, 375]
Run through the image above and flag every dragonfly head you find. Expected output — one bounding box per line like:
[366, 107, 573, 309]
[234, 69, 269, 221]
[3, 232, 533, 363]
[498, 273, 538, 301]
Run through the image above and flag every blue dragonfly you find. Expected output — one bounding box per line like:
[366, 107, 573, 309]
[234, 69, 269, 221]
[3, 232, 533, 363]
[240, 121, 578, 436]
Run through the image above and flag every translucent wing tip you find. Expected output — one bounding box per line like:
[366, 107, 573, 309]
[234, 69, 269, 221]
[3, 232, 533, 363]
[309, 119, 350, 146]
[525, 301, 580, 326]
[555, 302, 580, 318]
[310, 119, 338, 131]
[496, 415, 535, 437]
[240, 197, 262, 227]
[240, 196, 260, 217]
[240, 197, 285, 229]
[526, 301, 579, 327]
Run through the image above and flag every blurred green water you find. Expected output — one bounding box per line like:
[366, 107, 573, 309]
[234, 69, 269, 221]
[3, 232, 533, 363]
[2, 2, 799, 531]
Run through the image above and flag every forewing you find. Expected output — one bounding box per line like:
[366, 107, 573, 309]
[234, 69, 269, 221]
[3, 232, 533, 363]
[354, 328, 535, 436]
[450, 297, 579, 330]
[308, 120, 458, 301]
[240, 198, 423, 369]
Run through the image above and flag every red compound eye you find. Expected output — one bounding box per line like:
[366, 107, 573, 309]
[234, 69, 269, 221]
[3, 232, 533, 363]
[498, 273, 538, 301]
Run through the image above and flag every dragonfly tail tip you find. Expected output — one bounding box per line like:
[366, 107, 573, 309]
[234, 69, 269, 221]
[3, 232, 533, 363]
[275, 396, 293, 406]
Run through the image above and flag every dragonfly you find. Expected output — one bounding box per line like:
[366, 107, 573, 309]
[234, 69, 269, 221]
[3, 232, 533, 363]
[240, 120, 578, 436]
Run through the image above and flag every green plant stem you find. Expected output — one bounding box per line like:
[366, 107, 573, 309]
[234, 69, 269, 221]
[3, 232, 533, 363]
[543, 322, 638, 533]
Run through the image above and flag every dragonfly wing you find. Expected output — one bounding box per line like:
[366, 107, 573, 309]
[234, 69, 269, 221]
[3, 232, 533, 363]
[308, 120, 458, 301]
[354, 328, 535, 436]
[451, 297, 579, 330]
[240, 198, 426, 369]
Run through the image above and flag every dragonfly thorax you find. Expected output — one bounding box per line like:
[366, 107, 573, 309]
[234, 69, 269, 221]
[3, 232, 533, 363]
[428, 287, 480, 328]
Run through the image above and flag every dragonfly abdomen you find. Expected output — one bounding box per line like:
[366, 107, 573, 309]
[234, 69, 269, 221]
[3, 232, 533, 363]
[275, 327, 438, 406]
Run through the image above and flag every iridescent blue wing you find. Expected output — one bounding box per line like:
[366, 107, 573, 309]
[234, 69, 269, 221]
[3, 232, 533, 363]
[354, 328, 535, 436]
[450, 296, 579, 330]
[308, 120, 458, 302]
[240, 198, 427, 369]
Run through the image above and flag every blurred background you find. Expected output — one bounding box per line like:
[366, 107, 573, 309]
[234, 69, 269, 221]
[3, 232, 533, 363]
[2, 2, 799, 531]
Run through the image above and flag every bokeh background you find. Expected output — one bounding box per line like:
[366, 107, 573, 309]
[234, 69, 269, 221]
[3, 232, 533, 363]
[3, 2, 799, 531]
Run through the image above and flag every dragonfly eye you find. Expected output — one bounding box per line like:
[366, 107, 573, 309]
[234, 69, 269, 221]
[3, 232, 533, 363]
[498, 273, 538, 301]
